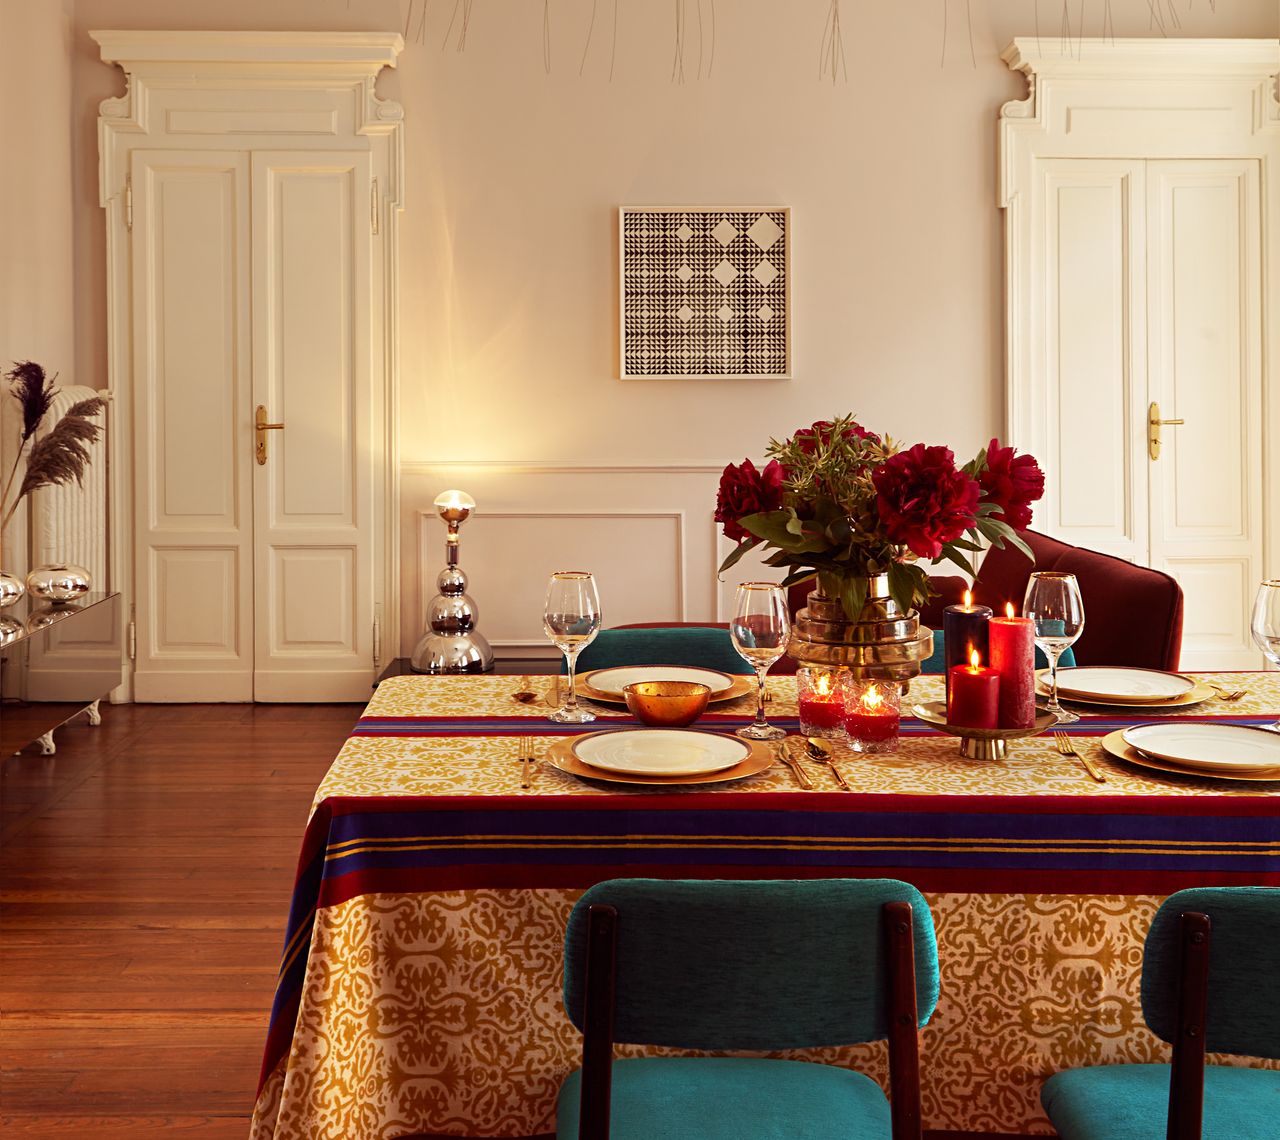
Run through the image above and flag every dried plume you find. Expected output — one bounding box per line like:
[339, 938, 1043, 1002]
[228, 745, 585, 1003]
[15, 412, 103, 500]
[6, 360, 57, 442]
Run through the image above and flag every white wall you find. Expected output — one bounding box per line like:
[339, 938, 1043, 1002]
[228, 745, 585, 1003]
[62, 0, 1278, 653]
[0, 0, 77, 574]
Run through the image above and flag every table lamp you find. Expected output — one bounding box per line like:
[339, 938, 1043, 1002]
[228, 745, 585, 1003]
[410, 489, 494, 673]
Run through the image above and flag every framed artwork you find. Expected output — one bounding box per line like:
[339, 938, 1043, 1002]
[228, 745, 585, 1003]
[619, 207, 791, 379]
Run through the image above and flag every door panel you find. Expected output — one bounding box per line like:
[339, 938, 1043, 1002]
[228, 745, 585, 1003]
[1146, 160, 1262, 668]
[251, 151, 374, 701]
[130, 151, 254, 701]
[1040, 161, 1148, 562]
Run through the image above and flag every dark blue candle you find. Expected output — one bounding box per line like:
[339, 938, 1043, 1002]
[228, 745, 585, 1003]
[943, 592, 992, 698]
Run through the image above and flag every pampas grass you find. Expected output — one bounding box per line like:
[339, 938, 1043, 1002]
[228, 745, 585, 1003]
[1, 363, 107, 536]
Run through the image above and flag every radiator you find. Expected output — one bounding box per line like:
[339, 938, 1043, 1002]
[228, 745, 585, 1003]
[29, 385, 108, 588]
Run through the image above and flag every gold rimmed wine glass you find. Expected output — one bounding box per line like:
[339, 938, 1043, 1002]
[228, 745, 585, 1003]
[544, 571, 601, 724]
[1250, 579, 1280, 730]
[729, 582, 790, 741]
[1023, 570, 1085, 725]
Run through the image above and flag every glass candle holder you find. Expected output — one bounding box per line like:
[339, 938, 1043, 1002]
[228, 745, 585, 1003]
[842, 677, 902, 754]
[796, 666, 847, 739]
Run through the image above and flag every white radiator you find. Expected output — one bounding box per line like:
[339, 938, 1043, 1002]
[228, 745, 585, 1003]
[29, 385, 108, 588]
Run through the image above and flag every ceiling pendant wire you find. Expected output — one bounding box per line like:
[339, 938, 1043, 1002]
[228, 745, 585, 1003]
[818, 0, 848, 83]
[544, 0, 552, 73]
[696, 0, 704, 80]
[966, 0, 976, 67]
[579, 0, 598, 75]
[707, 0, 716, 78]
[672, 0, 686, 85]
[1102, 0, 1115, 41]
[940, 0, 948, 67]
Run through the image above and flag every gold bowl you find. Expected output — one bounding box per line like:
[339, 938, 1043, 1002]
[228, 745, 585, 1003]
[623, 681, 711, 727]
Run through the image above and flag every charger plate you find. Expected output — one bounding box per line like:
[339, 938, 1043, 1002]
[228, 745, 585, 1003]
[1054, 666, 1194, 703]
[573, 729, 748, 776]
[1100, 729, 1280, 783]
[544, 732, 774, 786]
[1121, 723, 1280, 773]
[1035, 671, 1214, 710]
[579, 665, 754, 705]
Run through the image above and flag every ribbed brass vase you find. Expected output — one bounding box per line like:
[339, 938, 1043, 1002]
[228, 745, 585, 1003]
[787, 574, 933, 682]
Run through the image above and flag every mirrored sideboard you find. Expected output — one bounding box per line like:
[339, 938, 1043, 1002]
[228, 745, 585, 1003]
[0, 592, 123, 756]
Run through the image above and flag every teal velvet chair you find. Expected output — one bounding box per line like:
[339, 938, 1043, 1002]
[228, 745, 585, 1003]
[563, 626, 752, 675]
[1041, 886, 1280, 1140]
[918, 629, 1074, 674]
[557, 877, 940, 1140]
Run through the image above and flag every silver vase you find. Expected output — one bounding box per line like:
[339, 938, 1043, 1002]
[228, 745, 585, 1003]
[0, 570, 23, 609]
[26, 563, 92, 605]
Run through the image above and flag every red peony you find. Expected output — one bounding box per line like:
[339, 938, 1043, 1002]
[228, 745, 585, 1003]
[872, 444, 981, 560]
[715, 458, 786, 543]
[793, 419, 880, 455]
[978, 438, 1045, 530]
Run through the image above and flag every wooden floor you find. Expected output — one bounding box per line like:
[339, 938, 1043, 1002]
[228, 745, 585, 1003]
[0, 701, 1026, 1140]
[0, 702, 360, 1139]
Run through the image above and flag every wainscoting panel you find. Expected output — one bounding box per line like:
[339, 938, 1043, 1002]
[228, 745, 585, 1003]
[401, 464, 747, 655]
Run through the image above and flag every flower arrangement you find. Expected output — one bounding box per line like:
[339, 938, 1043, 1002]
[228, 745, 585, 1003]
[715, 415, 1045, 619]
[1, 361, 108, 538]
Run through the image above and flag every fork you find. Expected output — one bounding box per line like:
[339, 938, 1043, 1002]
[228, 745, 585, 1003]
[1211, 684, 1248, 702]
[1054, 731, 1106, 784]
[517, 737, 537, 789]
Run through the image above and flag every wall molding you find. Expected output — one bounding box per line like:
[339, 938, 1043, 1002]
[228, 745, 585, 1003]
[403, 460, 723, 476]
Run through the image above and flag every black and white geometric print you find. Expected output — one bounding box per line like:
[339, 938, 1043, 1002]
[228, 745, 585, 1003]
[620, 209, 791, 378]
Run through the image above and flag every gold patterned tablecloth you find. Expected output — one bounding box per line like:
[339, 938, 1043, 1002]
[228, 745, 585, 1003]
[250, 672, 1280, 1139]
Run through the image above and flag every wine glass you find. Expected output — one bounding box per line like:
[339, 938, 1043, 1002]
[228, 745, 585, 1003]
[1250, 579, 1280, 730]
[729, 582, 791, 741]
[544, 571, 602, 724]
[1023, 571, 1085, 725]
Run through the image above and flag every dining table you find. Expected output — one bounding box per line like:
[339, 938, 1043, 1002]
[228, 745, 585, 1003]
[248, 670, 1280, 1140]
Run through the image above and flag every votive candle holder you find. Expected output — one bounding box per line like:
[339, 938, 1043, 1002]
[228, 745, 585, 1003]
[797, 665, 847, 739]
[842, 677, 902, 754]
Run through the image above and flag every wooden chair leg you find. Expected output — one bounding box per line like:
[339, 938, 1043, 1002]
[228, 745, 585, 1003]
[578, 903, 618, 1140]
[884, 900, 923, 1140]
[1167, 911, 1210, 1140]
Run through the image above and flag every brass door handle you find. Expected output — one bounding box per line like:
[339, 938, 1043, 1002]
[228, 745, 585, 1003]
[1147, 402, 1184, 461]
[255, 404, 284, 466]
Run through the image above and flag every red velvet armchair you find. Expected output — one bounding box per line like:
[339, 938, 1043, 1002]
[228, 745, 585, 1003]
[916, 530, 1184, 671]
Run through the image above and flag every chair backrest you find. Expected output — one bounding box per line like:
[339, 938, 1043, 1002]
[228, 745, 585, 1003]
[563, 877, 939, 1051]
[566, 626, 753, 675]
[1141, 886, 1280, 1060]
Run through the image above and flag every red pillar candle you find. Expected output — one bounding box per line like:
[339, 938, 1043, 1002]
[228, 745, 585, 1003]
[948, 649, 1000, 729]
[943, 591, 992, 698]
[989, 602, 1036, 729]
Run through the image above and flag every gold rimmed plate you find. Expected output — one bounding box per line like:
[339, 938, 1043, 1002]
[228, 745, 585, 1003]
[1100, 729, 1280, 783]
[578, 665, 754, 706]
[543, 732, 775, 786]
[1035, 671, 1214, 710]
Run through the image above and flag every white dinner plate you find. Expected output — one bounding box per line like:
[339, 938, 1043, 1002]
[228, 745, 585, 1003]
[571, 729, 750, 776]
[583, 665, 737, 698]
[1054, 667, 1195, 704]
[1121, 723, 1280, 773]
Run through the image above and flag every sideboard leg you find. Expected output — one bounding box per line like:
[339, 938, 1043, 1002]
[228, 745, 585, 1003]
[86, 700, 102, 726]
[37, 731, 56, 756]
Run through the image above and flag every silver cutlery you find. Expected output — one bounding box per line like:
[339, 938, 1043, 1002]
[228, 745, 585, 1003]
[1054, 730, 1106, 783]
[804, 736, 851, 792]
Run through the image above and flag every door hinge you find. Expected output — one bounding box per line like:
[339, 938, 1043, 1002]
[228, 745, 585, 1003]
[124, 174, 133, 232]
[370, 178, 379, 236]
[372, 609, 383, 668]
[127, 617, 137, 661]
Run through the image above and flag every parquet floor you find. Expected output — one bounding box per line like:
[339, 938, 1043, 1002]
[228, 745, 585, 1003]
[0, 702, 359, 1139]
[0, 699, 1024, 1140]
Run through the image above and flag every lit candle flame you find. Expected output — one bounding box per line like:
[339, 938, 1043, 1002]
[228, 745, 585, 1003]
[969, 647, 981, 669]
[1005, 601, 1015, 619]
[864, 683, 882, 711]
[815, 672, 833, 697]
[963, 589, 972, 608]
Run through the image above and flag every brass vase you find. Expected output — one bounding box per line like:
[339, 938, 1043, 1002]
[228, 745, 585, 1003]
[787, 574, 933, 683]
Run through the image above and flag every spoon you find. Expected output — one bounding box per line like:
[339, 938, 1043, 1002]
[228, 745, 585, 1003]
[511, 676, 538, 704]
[805, 737, 851, 792]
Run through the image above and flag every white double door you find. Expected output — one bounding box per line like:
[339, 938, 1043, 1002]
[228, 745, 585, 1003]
[1038, 157, 1263, 669]
[130, 149, 378, 701]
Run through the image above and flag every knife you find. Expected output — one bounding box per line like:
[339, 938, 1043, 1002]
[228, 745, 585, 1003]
[774, 739, 814, 790]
